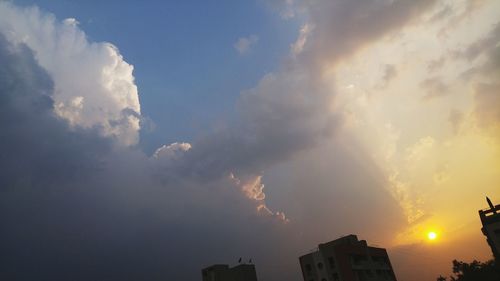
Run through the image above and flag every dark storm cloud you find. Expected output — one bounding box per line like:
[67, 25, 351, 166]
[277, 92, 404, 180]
[0, 28, 399, 281]
[163, 69, 337, 183]
[0, 1, 447, 280]
[0, 33, 294, 281]
[0, 34, 111, 188]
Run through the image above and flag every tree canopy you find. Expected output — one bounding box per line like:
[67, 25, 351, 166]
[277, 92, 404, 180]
[437, 259, 500, 281]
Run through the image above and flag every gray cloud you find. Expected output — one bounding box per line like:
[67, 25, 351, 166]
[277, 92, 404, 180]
[0, 34, 111, 189]
[0, 33, 295, 281]
[427, 56, 447, 72]
[435, 0, 488, 37]
[0, 1, 447, 280]
[428, 4, 453, 23]
[382, 64, 398, 86]
[0, 2, 142, 146]
[420, 76, 449, 101]
[448, 109, 464, 135]
[298, 0, 438, 68]
[455, 22, 500, 129]
[474, 82, 500, 128]
[461, 22, 500, 62]
[173, 0, 440, 183]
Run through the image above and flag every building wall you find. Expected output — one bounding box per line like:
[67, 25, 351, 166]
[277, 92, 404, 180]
[230, 264, 259, 281]
[202, 265, 230, 281]
[300, 252, 321, 281]
[201, 264, 258, 281]
[479, 202, 500, 260]
[299, 235, 397, 281]
[483, 221, 500, 259]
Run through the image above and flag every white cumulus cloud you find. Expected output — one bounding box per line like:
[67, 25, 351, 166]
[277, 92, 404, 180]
[0, 3, 141, 146]
[153, 142, 192, 160]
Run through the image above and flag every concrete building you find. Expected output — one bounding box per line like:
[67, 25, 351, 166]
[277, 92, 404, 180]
[479, 197, 500, 261]
[299, 235, 397, 281]
[202, 263, 258, 281]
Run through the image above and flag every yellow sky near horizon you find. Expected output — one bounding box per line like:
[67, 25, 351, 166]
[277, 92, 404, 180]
[322, 2, 500, 279]
[329, 0, 500, 252]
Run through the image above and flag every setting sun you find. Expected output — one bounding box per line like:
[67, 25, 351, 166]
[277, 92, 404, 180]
[427, 231, 438, 241]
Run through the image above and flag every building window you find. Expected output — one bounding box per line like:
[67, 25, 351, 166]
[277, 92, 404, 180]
[352, 255, 367, 265]
[354, 269, 367, 281]
[317, 262, 324, 270]
[306, 264, 312, 272]
[386, 270, 395, 280]
[372, 256, 389, 266]
[328, 257, 336, 268]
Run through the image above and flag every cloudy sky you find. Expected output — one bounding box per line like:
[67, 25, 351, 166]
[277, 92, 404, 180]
[0, 0, 499, 280]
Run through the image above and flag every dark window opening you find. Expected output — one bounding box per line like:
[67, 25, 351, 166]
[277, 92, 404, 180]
[328, 257, 336, 268]
[317, 262, 324, 270]
[306, 264, 312, 272]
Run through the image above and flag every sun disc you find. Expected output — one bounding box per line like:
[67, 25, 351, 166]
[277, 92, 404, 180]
[427, 231, 437, 240]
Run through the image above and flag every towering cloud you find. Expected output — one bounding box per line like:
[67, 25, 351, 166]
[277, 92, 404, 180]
[0, 29, 293, 280]
[0, 33, 111, 189]
[0, 2, 141, 146]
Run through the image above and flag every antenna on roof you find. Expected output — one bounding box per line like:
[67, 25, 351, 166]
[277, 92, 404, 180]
[487, 196, 496, 213]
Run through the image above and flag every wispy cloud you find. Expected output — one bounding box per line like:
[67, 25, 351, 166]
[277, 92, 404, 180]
[420, 76, 449, 101]
[234, 35, 259, 54]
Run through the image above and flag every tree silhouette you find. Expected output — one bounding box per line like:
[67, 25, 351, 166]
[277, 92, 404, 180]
[436, 259, 500, 281]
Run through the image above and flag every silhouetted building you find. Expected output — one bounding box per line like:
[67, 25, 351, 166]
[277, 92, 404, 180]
[202, 263, 258, 281]
[479, 197, 500, 261]
[299, 235, 397, 281]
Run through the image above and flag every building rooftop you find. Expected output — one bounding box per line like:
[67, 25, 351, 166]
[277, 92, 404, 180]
[319, 234, 368, 247]
[479, 197, 500, 225]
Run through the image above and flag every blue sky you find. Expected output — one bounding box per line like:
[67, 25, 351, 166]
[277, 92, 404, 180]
[15, 0, 300, 153]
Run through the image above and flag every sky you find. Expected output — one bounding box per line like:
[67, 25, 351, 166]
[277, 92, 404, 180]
[0, 0, 499, 281]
